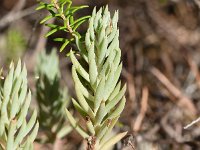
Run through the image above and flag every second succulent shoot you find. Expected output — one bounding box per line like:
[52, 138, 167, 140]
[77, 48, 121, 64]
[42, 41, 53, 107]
[0, 60, 39, 150]
[66, 6, 127, 149]
[35, 50, 72, 142]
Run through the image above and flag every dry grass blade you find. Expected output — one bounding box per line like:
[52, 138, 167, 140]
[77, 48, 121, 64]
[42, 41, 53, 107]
[133, 86, 149, 132]
[150, 67, 197, 117]
[184, 116, 200, 129]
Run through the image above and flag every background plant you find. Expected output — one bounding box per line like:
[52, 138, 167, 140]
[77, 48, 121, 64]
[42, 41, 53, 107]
[0, 28, 26, 63]
[0, 60, 39, 150]
[36, 0, 90, 52]
[35, 50, 72, 143]
[6, 29, 26, 60]
[65, 6, 127, 149]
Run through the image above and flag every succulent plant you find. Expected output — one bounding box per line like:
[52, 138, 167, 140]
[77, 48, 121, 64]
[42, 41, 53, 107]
[35, 50, 72, 142]
[0, 60, 39, 150]
[65, 6, 127, 149]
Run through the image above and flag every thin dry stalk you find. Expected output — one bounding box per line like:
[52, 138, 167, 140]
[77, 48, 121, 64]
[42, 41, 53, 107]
[122, 69, 136, 102]
[150, 67, 197, 117]
[186, 55, 200, 90]
[0, 0, 36, 29]
[184, 116, 200, 129]
[133, 86, 149, 132]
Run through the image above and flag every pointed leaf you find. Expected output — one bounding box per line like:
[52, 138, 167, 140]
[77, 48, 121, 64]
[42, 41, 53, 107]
[100, 131, 127, 149]
[65, 109, 89, 138]
[108, 97, 126, 119]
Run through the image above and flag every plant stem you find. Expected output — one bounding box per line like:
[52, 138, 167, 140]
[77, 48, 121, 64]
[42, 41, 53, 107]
[52, 0, 74, 34]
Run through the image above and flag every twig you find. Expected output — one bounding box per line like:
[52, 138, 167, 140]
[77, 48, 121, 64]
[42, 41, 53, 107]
[0, 5, 37, 29]
[150, 67, 197, 117]
[52, 0, 74, 34]
[133, 87, 149, 132]
[122, 69, 136, 102]
[184, 116, 200, 129]
[186, 55, 200, 90]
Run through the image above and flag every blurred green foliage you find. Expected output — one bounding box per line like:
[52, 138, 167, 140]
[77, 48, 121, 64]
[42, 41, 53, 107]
[0, 60, 38, 150]
[5, 29, 26, 61]
[35, 50, 72, 143]
[159, 0, 168, 4]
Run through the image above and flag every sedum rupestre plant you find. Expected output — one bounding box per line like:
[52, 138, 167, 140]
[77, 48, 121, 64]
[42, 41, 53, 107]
[37, 0, 127, 148]
[0, 60, 39, 150]
[35, 50, 72, 142]
[65, 6, 127, 149]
